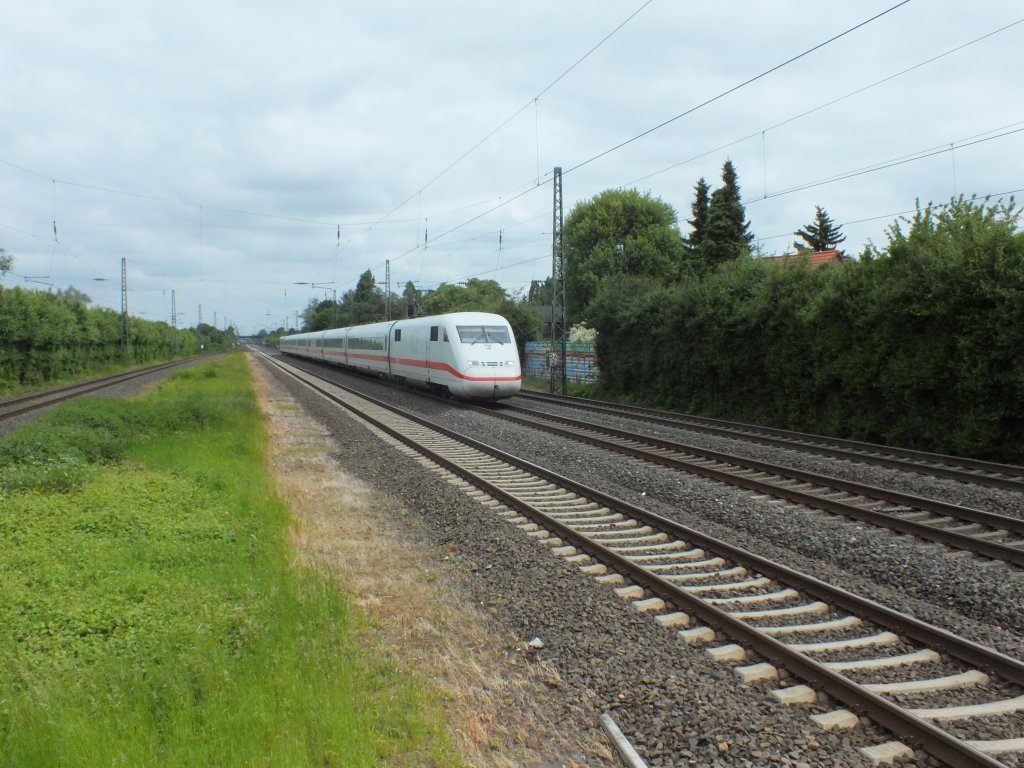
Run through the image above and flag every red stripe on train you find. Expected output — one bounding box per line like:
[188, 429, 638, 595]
[324, 351, 520, 382]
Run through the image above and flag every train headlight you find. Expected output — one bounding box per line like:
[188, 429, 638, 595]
[506, 360, 516, 367]
[466, 361, 476, 367]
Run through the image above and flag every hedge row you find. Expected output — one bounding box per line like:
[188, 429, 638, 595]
[589, 199, 1024, 462]
[0, 286, 213, 393]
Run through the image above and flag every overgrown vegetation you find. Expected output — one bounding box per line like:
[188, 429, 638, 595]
[587, 197, 1024, 462]
[0, 354, 456, 766]
[0, 284, 236, 394]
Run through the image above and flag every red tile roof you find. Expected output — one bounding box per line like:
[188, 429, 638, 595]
[763, 249, 845, 268]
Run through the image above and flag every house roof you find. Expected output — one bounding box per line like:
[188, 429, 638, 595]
[762, 249, 845, 268]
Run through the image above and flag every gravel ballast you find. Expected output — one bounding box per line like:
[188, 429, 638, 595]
[264, 356, 1023, 767]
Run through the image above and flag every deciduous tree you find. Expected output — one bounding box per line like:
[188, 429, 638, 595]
[347, 269, 386, 324]
[421, 278, 542, 349]
[563, 188, 684, 318]
[402, 281, 422, 317]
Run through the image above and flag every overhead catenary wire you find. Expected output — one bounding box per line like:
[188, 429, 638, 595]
[387, 116, 1022, 290]
[620, 15, 1024, 191]
[4, 2, 1021, 330]
[563, 1, 911, 176]
[299, 1, 933, 300]
[755, 185, 1024, 244]
[365, 0, 656, 232]
[373, 1, 912, 270]
[408, 11, 1021, 284]
[751, 123, 1024, 202]
[0, 0, 927, 281]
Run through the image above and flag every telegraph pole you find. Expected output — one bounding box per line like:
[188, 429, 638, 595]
[550, 167, 566, 394]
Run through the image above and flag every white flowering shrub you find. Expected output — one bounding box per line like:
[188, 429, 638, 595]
[568, 324, 597, 344]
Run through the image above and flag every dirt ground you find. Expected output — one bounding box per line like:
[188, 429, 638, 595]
[250, 358, 619, 767]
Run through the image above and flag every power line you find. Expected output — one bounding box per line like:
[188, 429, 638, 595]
[1, 3, 654, 262]
[0, 1, 915, 288]
[395, 1, 915, 268]
[764, 16, 1024, 136]
[371, 2, 911, 270]
[0, 159, 342, 228]
[564, 1, 911, 176]
[367, 0, 656, 230]
[752, 122, 1024, 201]
[621, 15, 1024, 190]
[756, 185, 1024, 244]
[401, 124, 1021, 289]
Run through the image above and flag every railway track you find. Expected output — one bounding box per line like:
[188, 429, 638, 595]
[259, 350, 1024, 767]
[471, 402, 1024, 568]
[0, 359, 203, 425]
[516, 391, 1024, 494]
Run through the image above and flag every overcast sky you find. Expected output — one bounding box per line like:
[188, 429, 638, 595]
[2, 1, 1021, 334]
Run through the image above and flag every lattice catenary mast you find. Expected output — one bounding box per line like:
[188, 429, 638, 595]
[550, 167, 567, 394]
[120, 257, 130, 362]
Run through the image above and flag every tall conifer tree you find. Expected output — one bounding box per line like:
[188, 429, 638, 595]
[687, 177, 710, 251]
[701, 160, 753, 264]
[794, 206, 846, 252]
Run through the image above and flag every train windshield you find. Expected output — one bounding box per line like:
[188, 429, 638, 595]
[456, 325, 511, 344]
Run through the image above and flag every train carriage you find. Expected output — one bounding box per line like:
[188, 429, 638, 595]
[342, 321, 392, 374]
[279, 311, 520, 401]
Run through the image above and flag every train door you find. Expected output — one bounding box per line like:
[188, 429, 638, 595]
[427, 323, 451, 387]
[427, 324, 439, 385]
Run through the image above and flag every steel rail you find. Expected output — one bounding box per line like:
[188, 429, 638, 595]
[0, 359, 202, 421]
[515, 391, 1024, 493]
[482, 404, 1024, 567]
[261, 352, 1019, 768]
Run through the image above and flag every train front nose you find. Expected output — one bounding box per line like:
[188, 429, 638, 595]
[461, 358, 521, 399]
[462, 378, 521, 399]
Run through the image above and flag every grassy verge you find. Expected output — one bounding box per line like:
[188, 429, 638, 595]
[0, 355, 199, 399]
[0, 353, 456, 767]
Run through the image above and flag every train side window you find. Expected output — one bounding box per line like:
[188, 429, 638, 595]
[430, 326, 438, 342]
[394, 329, 402, 342]
[443, 330, 449, 342]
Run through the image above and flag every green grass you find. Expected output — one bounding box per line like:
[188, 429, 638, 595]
[0, 354, 456, 767]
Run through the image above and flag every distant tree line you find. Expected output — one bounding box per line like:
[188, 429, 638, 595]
[0, 283, 232, 394]
[293, 269, 543, 362]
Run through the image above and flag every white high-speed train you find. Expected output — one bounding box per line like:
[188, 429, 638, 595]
[279, 311, 521, 400]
